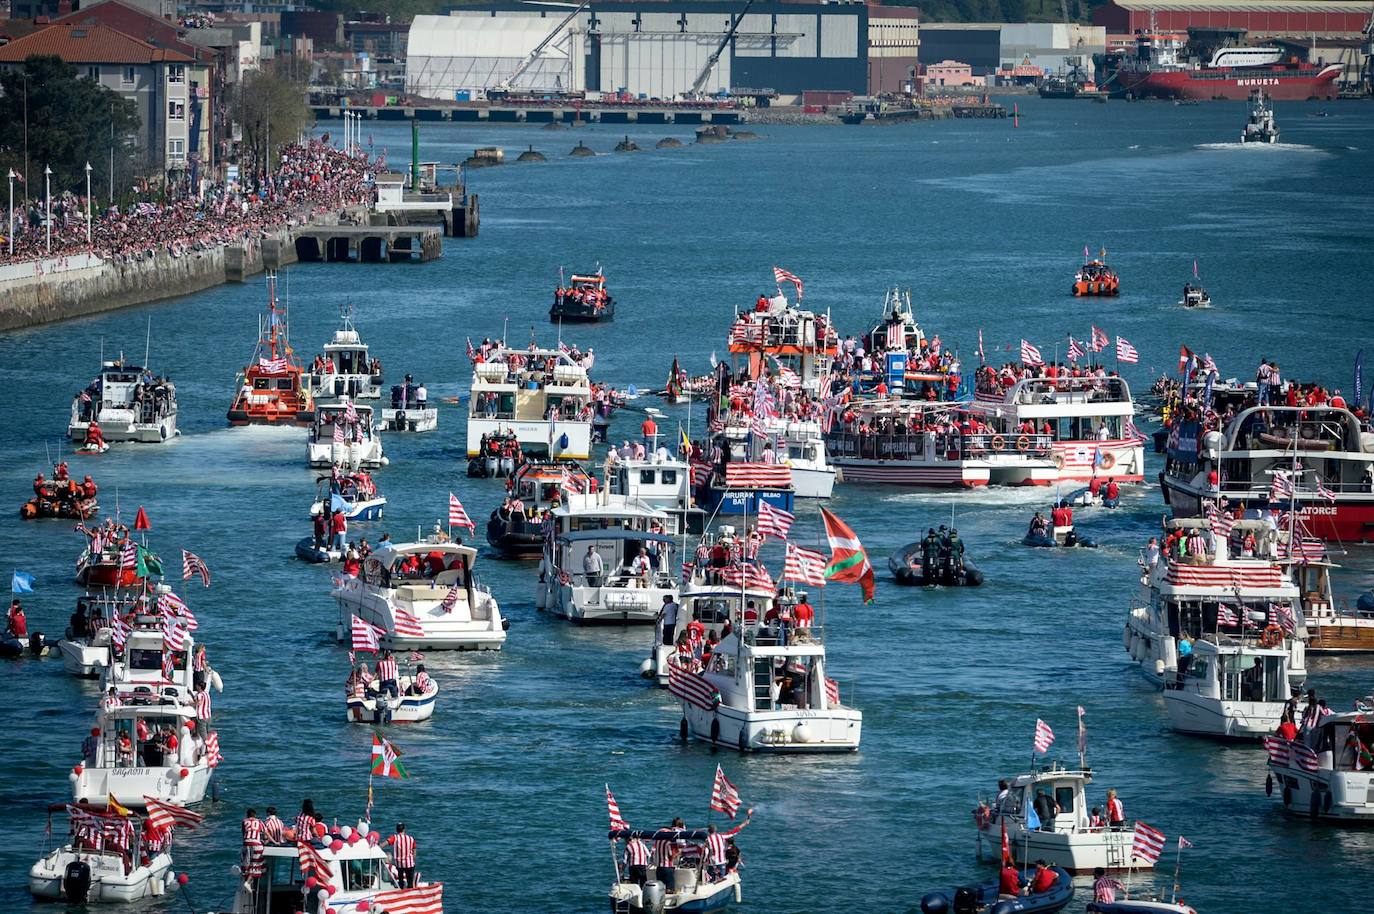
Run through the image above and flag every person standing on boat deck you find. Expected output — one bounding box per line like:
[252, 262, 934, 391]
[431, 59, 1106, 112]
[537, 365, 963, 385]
[293, 801, 318, 842]
[584, 546, 605, 587]
[193, 685, 212, 737]
[1105, 789, 1125, 828]
[81, 727, 100, 767]
[1032, 789, 1058, 830]
[1143, 537, 1160, 569]
[659, 594, 679, 647]
[330, 509, 347, 552]
[1092, 868, 1125, 904]
[1243, 657, 1265, 701]
[262, 807, 286, 844]
[992, 780, 1011, 819]
[1176, 636, 1193, 682]
[630, 549, 652, 587]
[387, 823, 417, 887]
[705, 825, 729, 882]
[624, 834, 650, 884]
[641, 416, 657, 451]
[793, 593, 814, 631]
[376, 651, 399, 698]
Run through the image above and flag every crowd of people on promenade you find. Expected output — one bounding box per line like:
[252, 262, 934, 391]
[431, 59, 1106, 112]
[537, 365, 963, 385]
[0, 140, 376, 267]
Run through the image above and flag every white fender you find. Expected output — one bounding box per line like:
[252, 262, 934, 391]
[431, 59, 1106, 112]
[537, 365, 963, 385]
[210, 669, 224, 693]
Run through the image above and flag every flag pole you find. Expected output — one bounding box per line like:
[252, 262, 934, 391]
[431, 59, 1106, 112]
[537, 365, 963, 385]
[1171, 840, 1183, 903]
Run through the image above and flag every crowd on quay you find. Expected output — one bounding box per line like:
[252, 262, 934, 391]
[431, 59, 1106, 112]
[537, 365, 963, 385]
[0, 141, 377, 267]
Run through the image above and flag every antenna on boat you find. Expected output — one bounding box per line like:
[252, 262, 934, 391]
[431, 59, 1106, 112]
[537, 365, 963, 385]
[143, 314, 151, 369]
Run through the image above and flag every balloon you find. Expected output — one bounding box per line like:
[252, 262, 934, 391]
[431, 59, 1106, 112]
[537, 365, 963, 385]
[177, 874, 189, 886]
[339, 825, 352, 840]
[356, 822, 369, 836]
[305, 877, 318, 890]
[367, 832, 380, 846]
[313, 823, 327, 838]
[179, 768, 189, 779]
[326, 885, 338, 897]
[347, 833, 361, 845]
[358, 903, 371, 912]
[73, 765, 83, 775]
[330, 839, 344, 852]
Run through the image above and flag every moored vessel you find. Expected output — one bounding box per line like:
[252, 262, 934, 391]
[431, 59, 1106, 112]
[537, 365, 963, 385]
[1115, 31, 1339, 101]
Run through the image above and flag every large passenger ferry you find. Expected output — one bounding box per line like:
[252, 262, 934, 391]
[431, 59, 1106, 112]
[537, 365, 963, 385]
[972, 370, 1145, 484]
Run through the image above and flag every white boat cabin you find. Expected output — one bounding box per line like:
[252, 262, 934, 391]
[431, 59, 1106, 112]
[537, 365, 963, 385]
[605, 456, 696, 534]
[234, 837, 411, 914]
[309, 316, 382, 401]
[69, 360, 179, 444]
[308, 401, 386, 469]
[467, 345, 593, 460]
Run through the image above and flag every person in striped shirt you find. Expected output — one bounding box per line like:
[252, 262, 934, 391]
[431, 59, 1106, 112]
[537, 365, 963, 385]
[704, 825, 729, 882]
[386, 823, 417, 888]
[1092, 867, 1125, 904]
[622, 835, 650, 885]
[375, 651, 399, 698]
[192, 686, 212, 737]
[262, 807, 286, 844]
[406, 664, 433, 696]
[293, 800, 318, 842]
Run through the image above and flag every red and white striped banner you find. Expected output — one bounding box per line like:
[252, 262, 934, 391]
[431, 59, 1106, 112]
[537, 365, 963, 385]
[756, 501, 794, 540]
[711, 764, 742, 818]
[606, 784, 628, 831]
[1165, 565, 1283, 588]
[723, 463, 792, 488]
[1262, 735, 1291, 766]
[824, 677, 840, 705]
[668, 658, 717, 710]
[351, 615, 380, 653]
[1131, 822, 1166, 864]
[447, 493, 474, 530]
[784, 544, 828, 587]
[1115, 336, 1139, 364]
[371, 883, 443, 914]
[728, 321, 763, 347]
[1291, 740, 1321, 772]
[1020, 340, 1044, 367]
[297, 840, 333, 885]
[144, 796, 205, 836]
[720, 562, 774, 592]
[205, 730, 223, 767]
[1033, 718, 1054, 754]
[394, 609, 425, 638]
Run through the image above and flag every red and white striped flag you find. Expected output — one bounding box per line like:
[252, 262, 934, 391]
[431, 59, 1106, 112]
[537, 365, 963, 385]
[297, 840, 333, 885]
[1292, 740, 1321, 772]
[1067, 337, 1085, 362]
[784, 544, 828, 587]
[158, 591, 198, 630]
[885, 322, 904, 351]
[370, 884, 443, 914]
[773, 265, 803, 300]
[606, 784, 628, 831]
[1131, 822, 1166, 864]
[162, 621, 188, 650]
[1020, 340, 1044, 367]
[711, 764, 742, 818]
[351, 615, 380, 653]
[1262, 736, 1291, 765]
[824, 677, 841, 705]
[1271, 471, 1295, 501]
[1316, 479, 1337, 503]
[1033, 718, 1054, 754]
[205, 730, 223, 768]
[1202, 353, 1218, 377]
[668, 657, 719, 710]
[1178, 835, 1193, 849]
[721, 562, 774, 592]
[111, 616, 131, 650]
[1090, 325, 1109, 352]
[394, 609, 425, 638]
[143, 797, 205, 836]
[120, 540, 137, 571]
[777, 365, 801, 389]
[756, 501, 794, 540]
[258, 356, 288, 372]
[439, 585, 461, 614]
[333, 418, 346, 443]
[1216, 603, 1239, 627]
[1115, 336, 1139, 364]
[448, 493, 474, 530]
[181, 550, 211, 587]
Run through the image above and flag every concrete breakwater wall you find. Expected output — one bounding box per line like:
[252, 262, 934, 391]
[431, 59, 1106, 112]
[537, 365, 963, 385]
[0, 231, 295, 333]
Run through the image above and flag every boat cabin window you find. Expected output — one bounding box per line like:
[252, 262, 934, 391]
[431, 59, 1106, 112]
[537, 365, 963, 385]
[129, 647, 181, 671]
[1330, 722, 1374, 770]
[253, 378, 272, 391]
[1220, 653, 1285, 702]
[1184, 655, 1211, 682]
[661, 468, 678, 486]
[639, 469, 657, 486]
[341, 856, 392, 892]
[1053, 786, 1075, 814]
[275, 379, 295, 391]
[260, 855, 307, 914]
[688, 597, 734, 625]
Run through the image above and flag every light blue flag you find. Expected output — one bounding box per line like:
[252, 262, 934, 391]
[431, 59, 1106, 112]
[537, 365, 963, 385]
[330, 493, 351, 514]
[1025, 805, 1041, 831]
[11, 571, 35, 594]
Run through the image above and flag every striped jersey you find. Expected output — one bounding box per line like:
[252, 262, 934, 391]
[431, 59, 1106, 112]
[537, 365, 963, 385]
[624, 839, 650, 866]
[294, 814, 317, 840]
[706, 833, 728, 865]
[377, 657, 398, 681]
[195, 690, 212, 720]
[414, 671, 432, 692]
[388, 832, 417, 867]
[1107, 797, 1124, 823]
[262, 815, 285, 843]
[652, 837, 677, 867]
[242, 817, 263, 843]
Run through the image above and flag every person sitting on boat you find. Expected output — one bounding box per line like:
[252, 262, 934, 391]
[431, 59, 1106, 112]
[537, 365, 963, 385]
[342, 548, 362, 578]
[1028, 512, 1048, 537]
[1088, 806, 1105, 829]
[81, 475, 97, 499]
[83, 420, 107, 451]
[6, 601, 26, 638]
[999, 859, 1024, 899]
[1029, 860, 1056, 894]
[793, 593, 814, 631]
[407, 664, 433, 696]
[116, 730, 135, 767]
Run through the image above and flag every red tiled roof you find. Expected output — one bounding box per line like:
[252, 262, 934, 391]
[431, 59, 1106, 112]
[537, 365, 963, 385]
[0, 22, 192, 63]
[55, 0, 207, 60]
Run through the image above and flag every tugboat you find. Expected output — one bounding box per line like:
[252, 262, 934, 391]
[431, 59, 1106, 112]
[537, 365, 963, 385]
[226, 272, 314, 426]
[22, 463, 98, 520]
[551, 270, 614, 322]
[1071, 256, 1120, 297]
[68, 357, 178, 446]
[1242, 89, 1279, 144]
[306, 306, 384, 402]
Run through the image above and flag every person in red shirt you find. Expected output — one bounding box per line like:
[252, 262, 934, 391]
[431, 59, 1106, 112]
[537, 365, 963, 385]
[641, 416, 658, 449]
[793, 593, 814, 629]
[999, 861, 1023, 897]
[1276, 712, 1298, 742]
[1029, 861, 1057, 894]
[7, 600, 27, 638]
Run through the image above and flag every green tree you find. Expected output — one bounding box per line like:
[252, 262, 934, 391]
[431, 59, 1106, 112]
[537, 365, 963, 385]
[230, 64, 312, 177]
[0, 55, 139, 203]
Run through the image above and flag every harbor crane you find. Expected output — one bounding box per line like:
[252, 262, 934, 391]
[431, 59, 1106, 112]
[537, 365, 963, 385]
[687, 0, 756, 98]
[491, 0, 592, 95]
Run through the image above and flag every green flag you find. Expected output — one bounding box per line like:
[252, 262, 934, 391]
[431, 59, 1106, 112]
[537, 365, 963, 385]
[136, 546, 164, 578]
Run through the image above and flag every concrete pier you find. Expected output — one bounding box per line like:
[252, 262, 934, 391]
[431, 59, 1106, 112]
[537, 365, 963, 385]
[289, 225, 441, 264]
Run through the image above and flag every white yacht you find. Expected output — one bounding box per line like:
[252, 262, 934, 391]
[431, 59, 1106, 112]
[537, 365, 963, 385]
[1164, 635, 1295, 740]
[1125, 517, 1306, 685]
[536, 494, 679, 624]
[670, 592, 860, 752]
[1267, 710, 1374, 821]
[225, 825, 441, 914]
[333, 541, 507, 651]
[29, 803, 174, 903]
[103, 610, 198, 701]
[309, 472, 386, 523]
[57, 594, 120, 679]
[69, 359, 179, 445]
[988, 765, 1150, 874]
[642, 576, 776, 687]
[307, 399, 387, 469]
[307, 309, 383, 402]
[467, 343, 594, 461]
[74, 702, 213, 808]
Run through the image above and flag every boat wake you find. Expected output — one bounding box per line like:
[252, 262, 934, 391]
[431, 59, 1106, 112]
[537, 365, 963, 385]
[1194, 142, 1323, 153]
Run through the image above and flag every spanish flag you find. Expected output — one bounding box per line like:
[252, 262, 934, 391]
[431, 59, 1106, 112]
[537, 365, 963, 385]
[107, 794, 131, 817]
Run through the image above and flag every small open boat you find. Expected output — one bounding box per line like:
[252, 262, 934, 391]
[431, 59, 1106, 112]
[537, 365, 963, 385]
[889, 539, 983, 586]
[920, 866, 1074, 914]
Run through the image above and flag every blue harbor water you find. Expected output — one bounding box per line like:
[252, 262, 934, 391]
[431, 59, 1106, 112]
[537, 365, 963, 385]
[2, 98, 1373, 913]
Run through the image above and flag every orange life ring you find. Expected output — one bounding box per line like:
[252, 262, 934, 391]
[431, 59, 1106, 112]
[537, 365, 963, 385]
[1099, 452, 1116, 470]
[991, 435, 1006, 452]
[1015, 435, 1030, 452]
[1260, 624, 1284, 649]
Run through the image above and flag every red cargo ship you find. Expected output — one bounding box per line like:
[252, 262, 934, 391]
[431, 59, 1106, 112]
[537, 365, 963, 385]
[1116, 33, 1340, 101]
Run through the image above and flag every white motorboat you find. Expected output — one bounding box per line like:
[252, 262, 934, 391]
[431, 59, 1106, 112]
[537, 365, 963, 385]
[382, 376, 438, 432]
[307, 399, 387, 469]
[718, 417, 836, 499]
[29, 803, 174, 903]
[536, 494, 679, 624]
[642, 578, 776, 687]
[74, 703, 213, 808]
[466, 343, 594, 461]
[346, 671, 438, 724]
[1242, 89, 1279, 144]
[1179, 286, 1212, 308]
[225, 824, 442, 914]
[1125, 516, 1306, 685]
[309, 472, 386, 522]
[69, 359, 179, 445]
[669, 592, 860, 752]
[972, 372, 1145, 485]
[1163, 635, 1295, 740]
[987, 765, 1151, 874]
[609, 827, 742, 914]
[333, 541, 507, 650]
[307, 309, 383, 402]
[1266, 710, 1374, 821]
[604, 450, 704, 534]
[57, 594, 121, 679]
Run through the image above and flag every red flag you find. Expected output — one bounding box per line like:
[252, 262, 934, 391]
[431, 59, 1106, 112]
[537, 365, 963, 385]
[821, 507, 875, 603]
[134, 506, 151, 531]
[1001, 817, 1012, 865]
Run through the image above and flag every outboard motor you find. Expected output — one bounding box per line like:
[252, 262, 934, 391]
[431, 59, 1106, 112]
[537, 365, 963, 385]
[953, 887, 979, 914]
[62, 859, 93, 902]
[640, 880, 667, 914]
[919, 892, 950, 914]
[29, 632, 48, 656]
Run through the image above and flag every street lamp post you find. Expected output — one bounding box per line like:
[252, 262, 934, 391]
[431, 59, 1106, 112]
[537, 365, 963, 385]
[6, 169, 14, 257]
[84, 162, 92, 243]
[43, 164, 51, 254]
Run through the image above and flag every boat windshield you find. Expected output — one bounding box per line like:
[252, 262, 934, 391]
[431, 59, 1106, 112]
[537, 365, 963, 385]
[340, 856, 394, 892]
[1323, 721, 1374, 771]
[1218, 653, 1286, 702]
[129, 647, 187, 672]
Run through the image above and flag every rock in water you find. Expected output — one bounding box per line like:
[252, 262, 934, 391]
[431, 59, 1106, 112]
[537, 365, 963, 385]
[569, 142, 595, 157]
[516, 145, 547, 163]
[614, 136, 640, 152]
[656, 137, 684, 149]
